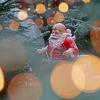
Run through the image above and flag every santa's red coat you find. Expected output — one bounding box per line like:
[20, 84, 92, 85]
[47, 36, 79, 60]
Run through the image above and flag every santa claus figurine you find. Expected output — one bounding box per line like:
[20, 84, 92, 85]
[37, 23, 79, 60]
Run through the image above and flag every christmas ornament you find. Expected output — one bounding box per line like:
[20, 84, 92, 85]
[82, 0, 91, 4]
[37, 23, 79, 60]
[0, 24, 3, 32]
[9, 20, 20, 31]
[58, 2, 69, 13]
[72, 55, 100, 93]
[18, 10, 28, 21]
[54, 12, 65, 22]
[90, 22, 100, 54]
[35, 3, 46, 14]
[8, 73, 42, 100]
[51, 61, 81, 99]
[47, 17, 56, 26]
[35, 18, 44, 28]
[0, 39, 27, 72]
[0, 67, 5, 92]
[64, 0, 75, 6]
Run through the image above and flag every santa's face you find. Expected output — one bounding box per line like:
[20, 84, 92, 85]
[52, 28, 66, 38]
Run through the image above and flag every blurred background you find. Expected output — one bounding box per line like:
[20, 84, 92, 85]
[0, 0, 100, 100]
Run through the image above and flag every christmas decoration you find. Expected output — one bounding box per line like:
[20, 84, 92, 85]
[90, 22, 100, 54]
[0, 67, 5, 92]
[9, 20, 20, 31]
[0, 39, 27, 72]
[18, 10, 28, 21]
[51, 61, 81, 99]
[35, 3, 46, 14]
[8, 73, 42, 100]
[0, 0, 100, 100]
[72, 55, 100, 93]
[37, 23, 79, 60]
[58, 2, 69, 13]
[54, 12, 65, 23]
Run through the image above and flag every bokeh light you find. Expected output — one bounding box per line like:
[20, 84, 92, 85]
[82, 0, 91, 4]
[72, 55, 100, 93]
[51, 61, 81, 99]
[0, 67, 5, 92]
[90, 22, 100, 54]
[9, 20, 20, 31]
[58, 2, 69, 13]
[8, 73, 42, 100]
[47, 17, 56, 26]
[18, 10, 28, 21]
[35, 4, 46, 14]
[0, 39, 27, 72]
[54, 12, 65, 22]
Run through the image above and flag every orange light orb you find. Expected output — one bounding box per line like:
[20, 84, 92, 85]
[35, 4, 46, 14]
[58, 2, 69, 13]
[9, 20, 20, 31]
[8, 73, 42, 100]
[72, 55, 100, 93]
[82, 0, 91, 4]
[18, 10, 28, 20]
[90, 22, 100, 54]
[0, 67, 5, 92]
[54, 12, 65, 22]
[47, 17, 56, 26]
[51, 61, 81, 99]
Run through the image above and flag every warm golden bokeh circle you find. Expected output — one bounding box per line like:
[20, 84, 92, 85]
[51, 61, 81, 99]
[90, 22, 100, 54]
[35, 4, 46, 14]
[18, 10, 28, 21]
[58, 2, 69, 13]
[9, 20, 20, 31]
[47, 17, 56, 26]
[8, 73, 42, 100]
[82, 0, 91, 4]
[54, 12, 65, 23]
[72, 55, 100, 93]
[0, 67, 5, 92]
